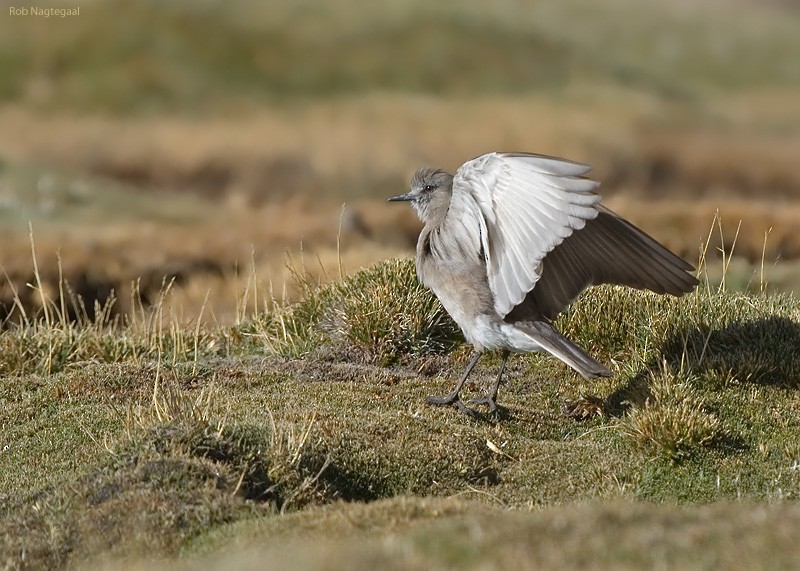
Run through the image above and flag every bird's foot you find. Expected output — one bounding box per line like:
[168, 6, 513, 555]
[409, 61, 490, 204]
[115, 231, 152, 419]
[466, 396, 499, 414]
[426, 394, 478, 418]
[465, 396, 508, 420]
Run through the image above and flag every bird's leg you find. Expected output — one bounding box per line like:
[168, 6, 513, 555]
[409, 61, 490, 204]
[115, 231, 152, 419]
[467, 349, 510, 414]
[427, 351, 482, 416]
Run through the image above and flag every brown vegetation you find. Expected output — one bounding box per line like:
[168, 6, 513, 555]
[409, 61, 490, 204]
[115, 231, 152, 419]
[1, 89, 798, 323]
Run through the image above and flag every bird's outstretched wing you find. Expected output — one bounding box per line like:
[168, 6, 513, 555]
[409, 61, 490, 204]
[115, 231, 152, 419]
[453, 152, 698, 321]
[516, 206, 699, 320]
[452, 152, 602, 318]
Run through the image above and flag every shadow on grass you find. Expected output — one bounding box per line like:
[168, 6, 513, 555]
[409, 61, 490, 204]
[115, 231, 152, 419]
[606, 316, 800, 417]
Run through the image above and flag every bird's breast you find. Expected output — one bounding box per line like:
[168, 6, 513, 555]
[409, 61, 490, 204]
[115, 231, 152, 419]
[417, 245, 495, 335]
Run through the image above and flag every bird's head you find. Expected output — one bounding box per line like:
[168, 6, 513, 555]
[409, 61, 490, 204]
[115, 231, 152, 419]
[388, 167, 453, 223]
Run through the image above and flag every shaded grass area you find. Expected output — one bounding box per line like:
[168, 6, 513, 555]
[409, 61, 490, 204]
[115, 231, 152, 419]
[2, 258, 800, 568]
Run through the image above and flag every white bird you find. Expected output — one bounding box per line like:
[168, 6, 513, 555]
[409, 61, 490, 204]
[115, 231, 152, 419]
[389, 152, 698, 417]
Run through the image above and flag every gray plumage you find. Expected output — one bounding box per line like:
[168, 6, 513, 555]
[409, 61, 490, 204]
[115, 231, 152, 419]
[389, 152, 698, 417]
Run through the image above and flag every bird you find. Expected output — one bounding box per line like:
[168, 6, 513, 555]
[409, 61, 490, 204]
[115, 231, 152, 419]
[388, 152, 698, 417]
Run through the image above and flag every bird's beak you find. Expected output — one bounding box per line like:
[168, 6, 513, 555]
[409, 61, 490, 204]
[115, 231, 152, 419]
[388, 192, 413, 202]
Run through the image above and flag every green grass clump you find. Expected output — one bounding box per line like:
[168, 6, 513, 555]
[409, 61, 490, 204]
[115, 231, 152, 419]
[558, 284, 800, 393]
[247, 258, 462, 365]
[326, 258, 462, 365]
[620, 363, 724, 459]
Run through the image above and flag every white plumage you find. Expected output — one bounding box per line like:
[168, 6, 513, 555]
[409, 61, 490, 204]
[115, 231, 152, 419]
[453, 153, 602, 317]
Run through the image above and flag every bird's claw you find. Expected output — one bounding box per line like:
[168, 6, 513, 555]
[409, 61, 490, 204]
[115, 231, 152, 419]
[426, 394, 479, 418]
[466, 397, 507, 421]
[466, 397, 499, 414]
[426, 393, 506, 420]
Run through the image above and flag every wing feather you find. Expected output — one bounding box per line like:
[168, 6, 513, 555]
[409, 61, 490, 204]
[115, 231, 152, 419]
[448, 152, 696, 321]
[511, 208, 699, 320]
[453, 152, 602, 317]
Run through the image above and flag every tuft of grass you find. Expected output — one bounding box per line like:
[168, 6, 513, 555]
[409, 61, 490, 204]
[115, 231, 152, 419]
[619, 362, 724, 459]
[326, 258, 462, 365]
[0, 283, 224, 376]
[556, 283, 800, 390]
[244, 258, 462, 365]
[0, 236, 230, 376]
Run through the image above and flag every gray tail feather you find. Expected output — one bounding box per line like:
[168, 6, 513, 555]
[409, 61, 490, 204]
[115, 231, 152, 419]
[518, 321, 612, 379]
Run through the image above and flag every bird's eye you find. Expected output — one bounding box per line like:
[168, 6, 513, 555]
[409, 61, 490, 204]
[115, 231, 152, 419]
[423, 184, 436, 192]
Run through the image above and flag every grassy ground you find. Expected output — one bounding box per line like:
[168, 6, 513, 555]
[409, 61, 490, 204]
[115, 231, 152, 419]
[2, 258, 800, 569]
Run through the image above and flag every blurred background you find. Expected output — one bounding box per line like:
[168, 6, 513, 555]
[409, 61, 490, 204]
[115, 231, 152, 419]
[1, 0, 799, 323]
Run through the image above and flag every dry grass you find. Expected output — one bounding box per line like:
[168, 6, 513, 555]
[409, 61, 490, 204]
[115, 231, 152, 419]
[2, 89, 798, 324]
[0, 95, 653, 198]
[1, 92, 798, 202]
[0, 193, 412, 324]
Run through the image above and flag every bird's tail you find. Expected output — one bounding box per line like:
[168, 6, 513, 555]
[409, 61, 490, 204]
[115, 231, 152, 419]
[517, 321, 612, 379]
